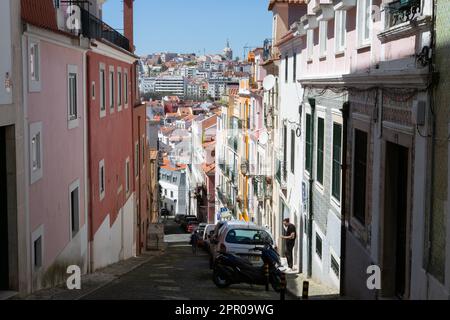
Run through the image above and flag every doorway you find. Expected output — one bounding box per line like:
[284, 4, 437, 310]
[0, 126, 10, 289]
[382, 141, 410, 299]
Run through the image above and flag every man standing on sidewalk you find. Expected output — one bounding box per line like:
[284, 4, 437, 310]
[281, 218, 297, 273]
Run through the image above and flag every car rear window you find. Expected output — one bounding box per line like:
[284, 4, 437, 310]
[225, 229, 273, 245]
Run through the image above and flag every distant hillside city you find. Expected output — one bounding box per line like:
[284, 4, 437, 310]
[138, 41, 254, 101]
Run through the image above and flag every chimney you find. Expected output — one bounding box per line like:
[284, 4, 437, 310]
[124, 0, 134, 52]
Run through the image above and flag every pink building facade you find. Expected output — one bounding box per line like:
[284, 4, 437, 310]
[274, 0, 435, 298]
[22, 0, 89, 291]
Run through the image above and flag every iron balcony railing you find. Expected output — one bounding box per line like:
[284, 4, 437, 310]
[78, 6, 130, 52]
[228, 137, 238, 152]
[386, 0, 422, 28]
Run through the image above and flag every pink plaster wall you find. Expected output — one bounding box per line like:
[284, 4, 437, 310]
[27, 38, 86, 268]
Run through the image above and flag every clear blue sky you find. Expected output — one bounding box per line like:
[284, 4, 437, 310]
[102, 0, 273, 57]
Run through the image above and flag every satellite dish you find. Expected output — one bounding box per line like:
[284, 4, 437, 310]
[259, 131, 269, 145]
[263, 75, 276, 91]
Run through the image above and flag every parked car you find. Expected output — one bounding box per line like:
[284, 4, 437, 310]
[180, 215, 197, 230]
[207, 221, 227, 268]
[187, 221, 199, 233]
[174, 214, 186, 224]
[202, 224, 216, 251]
[209, 221, 274, 268]
[196, 223, 208, 247]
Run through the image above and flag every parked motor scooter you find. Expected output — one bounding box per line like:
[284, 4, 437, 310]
[212, 243, 284, 292]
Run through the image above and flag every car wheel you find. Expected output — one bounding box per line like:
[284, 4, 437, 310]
[213, 269, 231, 288]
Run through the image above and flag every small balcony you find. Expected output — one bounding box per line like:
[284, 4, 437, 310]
[228, 137, 238, 152]
[78, 6, 131, 52]
[386, 0, 422, 28]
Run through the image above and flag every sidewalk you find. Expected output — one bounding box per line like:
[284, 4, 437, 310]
[279, 258, 340, 300]
[11, 251, 162, 300]
[285, 273, 340, 300]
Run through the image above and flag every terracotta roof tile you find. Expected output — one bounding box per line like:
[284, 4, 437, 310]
[22, 0, 59, 32]
[268, 0, 305, 10]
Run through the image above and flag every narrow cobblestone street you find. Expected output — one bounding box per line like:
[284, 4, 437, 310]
[80, 220, 292, 300]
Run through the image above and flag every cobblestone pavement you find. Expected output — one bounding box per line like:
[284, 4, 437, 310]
[82, 220, 293, 300]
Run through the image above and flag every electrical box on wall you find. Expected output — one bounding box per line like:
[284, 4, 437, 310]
[412, 100, 426, 126]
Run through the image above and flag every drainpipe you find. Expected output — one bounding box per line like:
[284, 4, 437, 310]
[339, 101, 350, 297]
[86, 54, 94, 273]
[425, 0, 437, 298]
[307, 97, 315, 278]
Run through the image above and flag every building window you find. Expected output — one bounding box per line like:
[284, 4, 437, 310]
[293, 52, 297, 82]
[332, 123, 343, 202]
[30, 42, 40, 81]
[125, 158, 130, 194]
[29, 40, 41, 92]
[124, 70, 129, 106]
[319, 21, 328, 58]
[317, 117, 325, 185]
[100, 64, 106, 116]
[357, 0, 372, 46]
[30, 122, 43, 184]
[69, 181, 80, 238]
[335, 10, 347, 53]
[109, 67, 115, 112]
[171, 191, 174, 198]
[173, 177, 177, 183]
[142, 136, 145, 164]
[331, 254, 340, 278]
[135, 142, 139, 177]
[307, 29, 314, 61]
[290, 129, 295, 174]
[92, 81, 96, 100]
[99, 160, 105, 200]
[68, 65, 78, 127]
[285, 55, 289, 83]
[305, 114, 312, 174]
[353, 129, 368, 225]
[34, 236, 42, 269]
[316, 233, 322, 260]
[118, 69, 122, 111]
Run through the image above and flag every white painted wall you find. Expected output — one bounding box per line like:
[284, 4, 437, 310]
[92, 194, 135, 271]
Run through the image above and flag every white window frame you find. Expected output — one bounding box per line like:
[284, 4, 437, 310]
[357, 0, 372, 48]
[319, 21, 328, 58]
[330, 112, 344, 210]
[315, 108, 326, 193]
[135, 141, 139, 178]
[69, 179, 80, 238]
[30, 122, 43, 184]
[99, 159, 105, 201]
[335, 10, 347, 54]
[117, 67, 123, 112]
[125, 157, 130, 195]
[91, 81, 96, 100]
[109, 66, 115, 113]
[307, 29, 314, 62]
[123, 69, 130, 109]
[67, 65, 79, 129]
[99, 63, 106, 118]
[28, 38, 41, 92]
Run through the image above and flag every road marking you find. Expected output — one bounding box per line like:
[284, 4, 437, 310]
[148, 273, 169, 278]
[154, 279, 176, 284]
[157, 286, 181, 292]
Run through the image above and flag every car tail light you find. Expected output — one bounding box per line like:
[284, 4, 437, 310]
[219, 243, 227, 253]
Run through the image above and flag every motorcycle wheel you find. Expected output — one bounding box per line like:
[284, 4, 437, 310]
[270, 272, 282, 293]
[213, 268, 231, 288]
